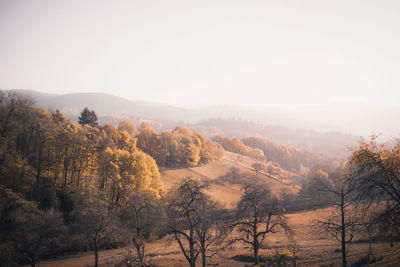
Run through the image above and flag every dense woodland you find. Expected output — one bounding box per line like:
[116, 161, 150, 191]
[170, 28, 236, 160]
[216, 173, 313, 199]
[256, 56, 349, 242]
[1, 92, 399, 267]
[0, 93, 222, 266]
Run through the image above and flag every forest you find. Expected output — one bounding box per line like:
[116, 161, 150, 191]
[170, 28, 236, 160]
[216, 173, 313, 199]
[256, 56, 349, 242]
[1, 92, 400, 267]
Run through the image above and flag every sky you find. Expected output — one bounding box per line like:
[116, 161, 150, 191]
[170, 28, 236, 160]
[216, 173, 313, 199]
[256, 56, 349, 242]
[1, 0, 400, 108]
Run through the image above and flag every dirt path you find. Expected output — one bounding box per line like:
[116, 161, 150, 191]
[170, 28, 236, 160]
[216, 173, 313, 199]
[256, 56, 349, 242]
[223, 157, 301, 189]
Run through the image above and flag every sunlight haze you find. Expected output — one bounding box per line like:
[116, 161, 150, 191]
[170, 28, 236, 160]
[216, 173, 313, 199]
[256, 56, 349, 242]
[1, 0, 400, 107]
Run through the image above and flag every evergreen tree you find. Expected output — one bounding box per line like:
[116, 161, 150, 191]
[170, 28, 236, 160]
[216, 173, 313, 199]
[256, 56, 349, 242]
[78, 107, 98, 127]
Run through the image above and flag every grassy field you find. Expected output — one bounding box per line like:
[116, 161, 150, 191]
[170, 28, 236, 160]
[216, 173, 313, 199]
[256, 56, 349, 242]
[36, 206, 400, 267]
[160, 151, 298, 207]
[35, 153, 400, 266]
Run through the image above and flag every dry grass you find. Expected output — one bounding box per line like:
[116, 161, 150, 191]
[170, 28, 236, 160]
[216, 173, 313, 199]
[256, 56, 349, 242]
[36, 206, 400, 267]
[35, 156, 400, 266]
[160, 151, 298, 207]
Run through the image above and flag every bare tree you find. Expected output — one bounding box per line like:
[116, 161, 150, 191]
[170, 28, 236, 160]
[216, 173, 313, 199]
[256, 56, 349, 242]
[193, 197, 231, 267]
[167, 178, 228, 267]
[167, 178, 204, 267]
[231, 183, 291, 264]
[81, 199, 119, 267]
[315, 175, 359, 267]
[120, 191, 162, 266]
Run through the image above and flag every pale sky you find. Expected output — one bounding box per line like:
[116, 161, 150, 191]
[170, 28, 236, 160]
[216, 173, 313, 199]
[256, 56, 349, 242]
[1, 0, 400, 107]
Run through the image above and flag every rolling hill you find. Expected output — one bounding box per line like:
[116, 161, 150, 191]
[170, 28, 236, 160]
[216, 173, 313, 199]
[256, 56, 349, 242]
[160, 151, 300, 208]
[4, 89, 365, 158]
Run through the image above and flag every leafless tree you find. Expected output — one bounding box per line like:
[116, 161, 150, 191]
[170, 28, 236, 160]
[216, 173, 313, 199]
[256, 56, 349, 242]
[167, 178, 203, 267]
[231, 183, 291, 264]
[194, 198, 231, 267]
[167, 178, 229, 267]
[315, 176, 359, 267]
[81, 199, 120, 267]
[120, 191, 162, 266]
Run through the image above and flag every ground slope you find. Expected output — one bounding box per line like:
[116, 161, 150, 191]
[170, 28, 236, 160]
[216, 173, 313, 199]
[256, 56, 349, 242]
[160, 151, 299, 207]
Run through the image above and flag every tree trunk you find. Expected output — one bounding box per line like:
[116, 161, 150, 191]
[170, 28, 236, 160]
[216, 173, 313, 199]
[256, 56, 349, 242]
[133, 238, 144, 266]
[253, 219, 259, 264]
[189, 227, 196, 267]
[341, 189, 347, 267]
[201, 247, 206, 267]
[36, 147, 43, 185]
[94, 249, 99, 267]
[254, 241, 259, 264]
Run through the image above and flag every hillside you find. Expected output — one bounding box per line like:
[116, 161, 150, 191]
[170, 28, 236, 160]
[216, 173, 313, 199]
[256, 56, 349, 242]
[160, 151, 299, 207]
[194, 118, 360, 157]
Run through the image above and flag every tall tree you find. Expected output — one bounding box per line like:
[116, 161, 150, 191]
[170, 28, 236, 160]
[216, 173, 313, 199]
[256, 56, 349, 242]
[167, 178, 205, 267]
[78, 107, 98, 127]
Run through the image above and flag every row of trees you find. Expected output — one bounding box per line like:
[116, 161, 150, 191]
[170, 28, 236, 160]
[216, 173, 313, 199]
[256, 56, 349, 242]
[137, 124, 224, 167]
[0, 94, 163, 205]
[213, 136, 265, 161]
[242, 136, 339, 173]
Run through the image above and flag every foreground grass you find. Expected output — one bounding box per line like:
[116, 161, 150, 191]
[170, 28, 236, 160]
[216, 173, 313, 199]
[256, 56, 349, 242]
[35, 207, 400, 267]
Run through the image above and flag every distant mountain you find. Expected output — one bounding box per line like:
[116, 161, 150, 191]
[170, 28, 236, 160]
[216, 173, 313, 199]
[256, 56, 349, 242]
[5, 89, 397, 158]
[6, 89, 201, 123]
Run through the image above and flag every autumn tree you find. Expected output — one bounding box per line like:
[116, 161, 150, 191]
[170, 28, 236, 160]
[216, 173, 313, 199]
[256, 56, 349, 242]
[299, 169, 335, 207]
[137, 124, 165, 165]
[118, 120, 139, 137]
[231, 183, 291, 264]
[98, 147, 164, 207]
[78, 107, 98, 127]
[348, 136, 400, 243]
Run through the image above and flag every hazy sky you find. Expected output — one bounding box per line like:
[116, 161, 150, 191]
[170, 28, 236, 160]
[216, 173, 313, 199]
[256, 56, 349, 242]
[1, 0, 400, 107]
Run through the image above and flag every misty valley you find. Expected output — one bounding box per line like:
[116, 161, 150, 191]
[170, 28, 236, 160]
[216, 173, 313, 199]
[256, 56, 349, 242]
[0, 91, 399, 267]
